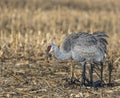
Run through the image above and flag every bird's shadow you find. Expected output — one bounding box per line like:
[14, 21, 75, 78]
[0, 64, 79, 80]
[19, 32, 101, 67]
[105, 82, 120, 87]
[62, 77, 120, 89]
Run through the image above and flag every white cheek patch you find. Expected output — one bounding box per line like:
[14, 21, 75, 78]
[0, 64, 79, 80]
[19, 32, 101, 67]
[49, 47, 53, 52]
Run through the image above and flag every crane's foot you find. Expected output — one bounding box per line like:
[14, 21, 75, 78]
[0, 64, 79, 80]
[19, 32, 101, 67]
[68, 77, 81, 85]
[90, 80, 104, 89]
[63, 77, 81, 88]
[106, 83, 115, 87]
[81, 76, 91, 86]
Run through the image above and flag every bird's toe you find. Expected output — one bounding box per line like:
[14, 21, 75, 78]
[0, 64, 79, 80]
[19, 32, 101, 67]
[93, 80, 104, 88]
[107, 83, 115, 87]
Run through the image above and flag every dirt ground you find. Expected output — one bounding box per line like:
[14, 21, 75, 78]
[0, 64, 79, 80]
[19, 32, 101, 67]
[0, 52, 120, 98]
[0, 0, 120, 98]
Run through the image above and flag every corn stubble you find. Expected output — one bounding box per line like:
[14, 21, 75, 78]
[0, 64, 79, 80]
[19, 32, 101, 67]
[0, 0, 120, 98]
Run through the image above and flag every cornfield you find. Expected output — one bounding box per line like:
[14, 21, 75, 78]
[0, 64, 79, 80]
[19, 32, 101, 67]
[0, 0, 120, 97]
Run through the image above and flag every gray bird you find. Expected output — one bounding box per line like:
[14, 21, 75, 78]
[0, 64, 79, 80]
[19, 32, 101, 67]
[46, 32, 108, 87]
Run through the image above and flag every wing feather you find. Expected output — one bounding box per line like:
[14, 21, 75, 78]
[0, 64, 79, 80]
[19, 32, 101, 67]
[93, 32, 109, 54]
[61, 32, 85, 52]
[61, 32, 108, 62]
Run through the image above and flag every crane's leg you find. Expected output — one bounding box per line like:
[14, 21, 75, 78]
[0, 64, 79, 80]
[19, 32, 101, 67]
[100, 62, 104, 86]
[89, 63, 94, 86]
[64, 61, 76, 87]
[70, 60, 79, 83]
[94, 62, 104, 88]
[70, 61, 75, 82]
[89, 63, 102, 88]
[107, 62, 113, 86]
[79, 62, 90, 89]
[81, 62, 86, 85]
[80, 62, 86, 90]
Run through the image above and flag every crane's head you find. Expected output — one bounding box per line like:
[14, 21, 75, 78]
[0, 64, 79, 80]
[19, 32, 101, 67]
[46, 43, 58, 59]
[47, 43, 58, 53]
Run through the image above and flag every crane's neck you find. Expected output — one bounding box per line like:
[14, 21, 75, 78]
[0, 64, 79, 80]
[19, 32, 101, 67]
[54, 47, 71, 60]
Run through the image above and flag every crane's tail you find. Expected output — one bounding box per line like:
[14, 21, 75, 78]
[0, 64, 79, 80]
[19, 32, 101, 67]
[93, 32, 108, 41]
[93, 32, 109, 54]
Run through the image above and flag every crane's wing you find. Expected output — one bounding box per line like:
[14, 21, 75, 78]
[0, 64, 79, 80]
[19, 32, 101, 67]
[61, 32, 108, 61]
[61, 32, 92, 53]
[72, 32, 97, 47]
[69, 32, 100, 61]
[70, 32, 108, 62]
[71, 32, 108, 54]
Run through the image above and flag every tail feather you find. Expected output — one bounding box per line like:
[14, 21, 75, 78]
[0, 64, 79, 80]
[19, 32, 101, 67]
[93, 32, 108, 38]
[92, 32, 109, 54]
[92, 32, 108, 43]
[99, 38, 108, 44]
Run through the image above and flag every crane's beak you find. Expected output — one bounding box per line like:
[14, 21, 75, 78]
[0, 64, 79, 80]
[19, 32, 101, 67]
[45, 49, 52, 60]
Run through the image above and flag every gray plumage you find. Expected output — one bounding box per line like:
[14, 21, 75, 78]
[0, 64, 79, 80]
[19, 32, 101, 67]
[47, 32, 108, 86]
[50, 32, 108, 63]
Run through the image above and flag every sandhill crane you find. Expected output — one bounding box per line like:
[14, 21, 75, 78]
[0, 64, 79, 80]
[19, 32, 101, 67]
[46, 32, 108, 87]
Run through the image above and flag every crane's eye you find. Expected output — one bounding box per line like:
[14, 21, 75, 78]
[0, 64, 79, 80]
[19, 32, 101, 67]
[47, 45, 51, 51]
